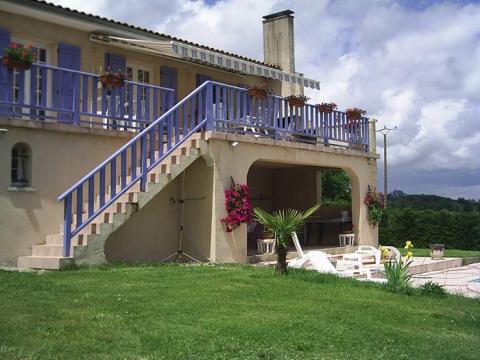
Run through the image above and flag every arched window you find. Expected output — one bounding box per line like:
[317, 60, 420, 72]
[11, 143, 31, 187]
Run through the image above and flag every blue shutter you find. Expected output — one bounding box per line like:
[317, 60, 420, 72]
[105, 53, 126, 72]
[0, 28, 12, 106]
[196, 74, 211, 87]
[161, 66, 178, 103]
[54, 42, 81, 121]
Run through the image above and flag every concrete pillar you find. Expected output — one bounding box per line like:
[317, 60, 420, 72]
[208, 140, 249, 263]
[316, 170, 323, 205]
[263, 10, 300, 96]
[368, 118, 377, 154]
[345, 161, 379, 247]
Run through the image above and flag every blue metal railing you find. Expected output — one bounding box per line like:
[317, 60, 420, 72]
[57, 81, 369, 257]
[0, 62, 175, 131]
[206, 81, 369, 147]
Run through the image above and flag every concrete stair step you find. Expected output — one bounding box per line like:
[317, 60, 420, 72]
[17, 256, 73, 270]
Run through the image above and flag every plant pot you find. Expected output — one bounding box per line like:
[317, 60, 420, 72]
[2, 56, 32, 70]
[100, 75, 125, 88]
[316, 104, 335, 113]
[430, 244, 445, 260]
[288, 98, 305, 108]
[346, 113, 363, 121]
[248, 88, 267, 100]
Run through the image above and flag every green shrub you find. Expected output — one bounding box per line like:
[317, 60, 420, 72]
[379, 208, 480, 250]
[420, 281, 447, 297]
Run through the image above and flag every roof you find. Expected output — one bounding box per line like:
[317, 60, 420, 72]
[12, 0, 281, 70]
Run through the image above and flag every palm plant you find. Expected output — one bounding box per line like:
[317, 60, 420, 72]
[254, 204, 320, 274]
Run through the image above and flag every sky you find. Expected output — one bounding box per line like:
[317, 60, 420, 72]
[51, 0, 480, 200]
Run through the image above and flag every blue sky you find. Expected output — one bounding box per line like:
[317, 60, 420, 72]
[52, 0, 480, 200]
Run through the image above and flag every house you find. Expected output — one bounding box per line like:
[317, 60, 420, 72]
[0, 0, 379, 269]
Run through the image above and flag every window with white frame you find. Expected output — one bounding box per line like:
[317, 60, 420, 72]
[11, 41, 49, 119]
[126, 64, 153, 122]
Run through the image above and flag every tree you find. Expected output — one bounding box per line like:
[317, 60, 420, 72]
[254, 205, 320, 274]
[321, 170, 351, 205]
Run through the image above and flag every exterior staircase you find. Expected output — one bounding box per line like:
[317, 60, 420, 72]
[17, 135, 207, 269]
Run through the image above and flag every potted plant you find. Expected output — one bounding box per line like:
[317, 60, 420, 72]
[100, 67, 127, 88]
[2, 43, 35, 70]
[316, 102, 337, 113]
[286, 94, 310, 108]
[345, 107, 366, 121]
[430, 244, 445, 260]
[247, 83, 272, 100]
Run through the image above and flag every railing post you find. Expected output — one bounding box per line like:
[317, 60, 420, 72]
[63, 194, 72, 257]
[323, 112, 330, 146]
[140, 135, 147, 192]
[72, 73, 80, 125]
[205, 83, 213, 131]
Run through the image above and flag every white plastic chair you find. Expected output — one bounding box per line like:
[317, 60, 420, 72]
[289, 232, 383, 281]
[344, 245, 381, 266]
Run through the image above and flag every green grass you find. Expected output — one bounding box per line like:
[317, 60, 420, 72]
[400, 248, 480, 258]
[1, 264, 479, 359]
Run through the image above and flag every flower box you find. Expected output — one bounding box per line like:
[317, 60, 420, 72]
[346, 107, 366, 121]
[316, 102, 337, 113]
[2, 56, 32, 70]
[248, 88, 268, 100]
[100, 75, 125, 88]
[286, 95, 310, 108]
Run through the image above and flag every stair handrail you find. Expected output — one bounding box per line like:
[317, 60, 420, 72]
[58, 81, 212, 256]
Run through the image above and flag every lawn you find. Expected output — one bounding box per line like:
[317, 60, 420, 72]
[400, 248, 480, 258]
[1, 264, 479, 359]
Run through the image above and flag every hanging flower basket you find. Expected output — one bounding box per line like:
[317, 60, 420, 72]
[248, 88, 268, 100]
[346, 107, 366, 121]
[247, 83, 273, 100]
[100, 74, 125, 88]
[2, 56, 31, 70]
[286, 95, 310, 108]
[100, 67, 127, 88]
[315, 102, 337, 113]
[2, 43, 35, 70]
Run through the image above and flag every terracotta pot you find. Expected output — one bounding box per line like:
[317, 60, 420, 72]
[316, 104, 335, 113]
[2, 56, 32, 70]
[288, 98, 305, 108]
[100, 75, 125, 88]
[346, 112, 363, 121]
[248, 88, 267, 100]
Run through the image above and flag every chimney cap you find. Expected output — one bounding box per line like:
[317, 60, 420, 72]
[263, 10, 294, 21]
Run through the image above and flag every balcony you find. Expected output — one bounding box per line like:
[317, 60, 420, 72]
[0, 63, 371, 150]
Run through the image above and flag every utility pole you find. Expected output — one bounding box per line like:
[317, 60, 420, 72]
[377, 126, 397, 208]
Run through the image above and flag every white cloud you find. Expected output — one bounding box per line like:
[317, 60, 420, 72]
[49, 0, 480, 199]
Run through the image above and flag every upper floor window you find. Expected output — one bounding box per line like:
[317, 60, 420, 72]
[11, 143, 31, 187]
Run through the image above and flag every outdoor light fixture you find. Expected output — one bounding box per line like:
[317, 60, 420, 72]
[0, 129, 8, 136]
[230, 141, 239, 147]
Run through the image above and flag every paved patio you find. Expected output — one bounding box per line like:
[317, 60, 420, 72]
[412, 262, 480, 298]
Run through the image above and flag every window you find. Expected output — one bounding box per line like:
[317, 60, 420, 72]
[11, 143, 31, 187]
[11, 43, 48, 119]
[126, 65, 152, 121]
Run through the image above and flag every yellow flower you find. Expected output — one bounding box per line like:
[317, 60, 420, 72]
[405, 251, 413, 259]
[404, 241, 413, 249]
